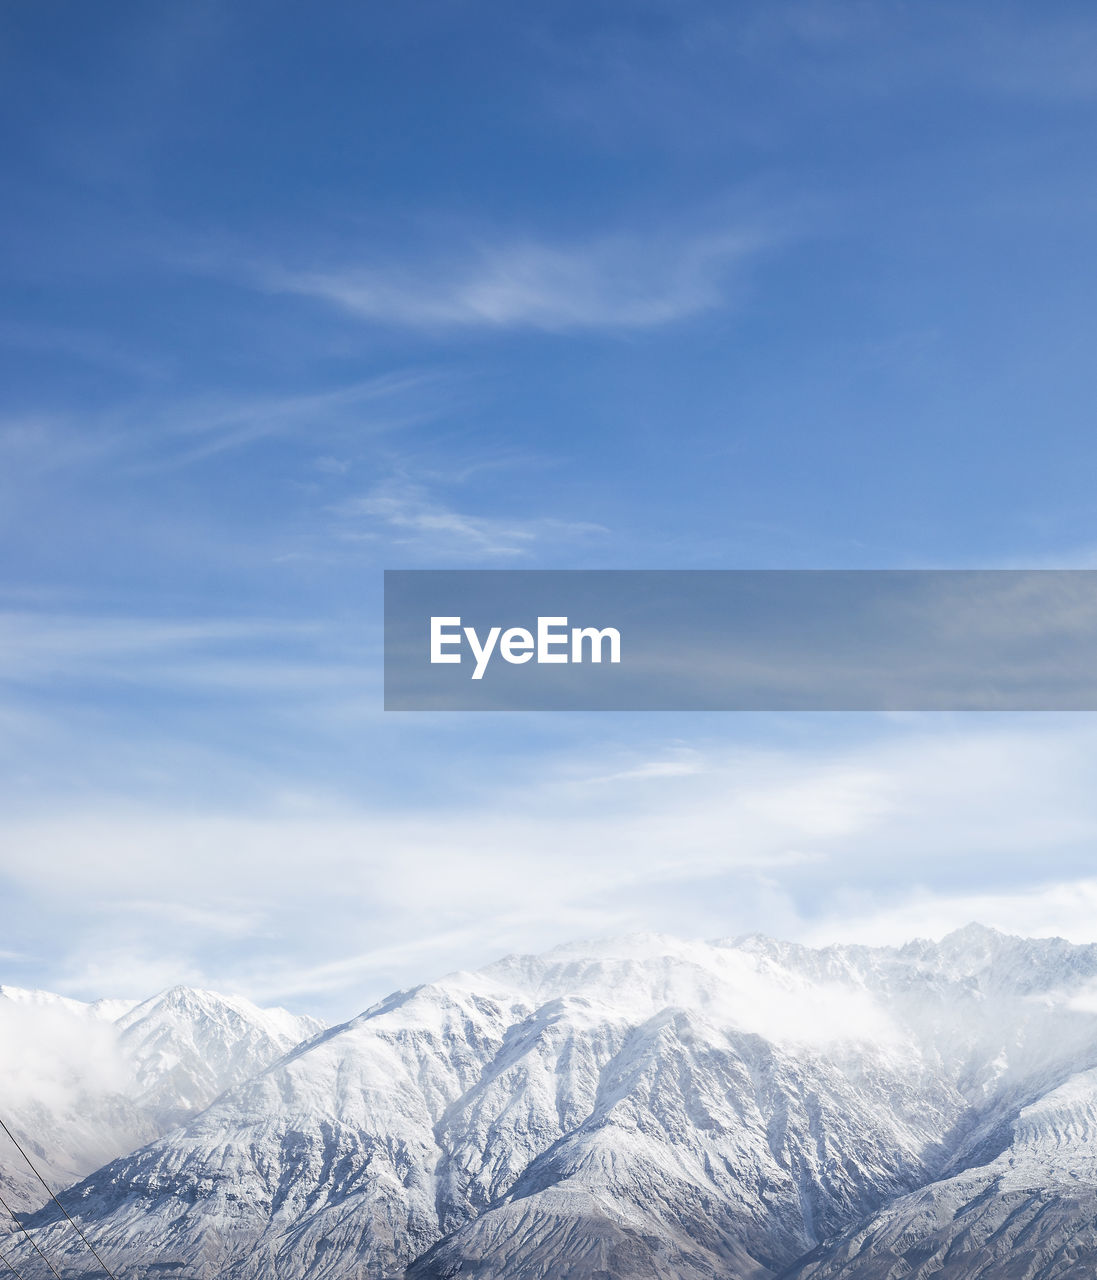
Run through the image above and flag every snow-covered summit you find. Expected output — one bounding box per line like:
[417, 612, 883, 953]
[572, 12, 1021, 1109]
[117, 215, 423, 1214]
[0, 982, 323, 1214]
[10, 927, 1097, 1280]
[115, 984, 323, 1118]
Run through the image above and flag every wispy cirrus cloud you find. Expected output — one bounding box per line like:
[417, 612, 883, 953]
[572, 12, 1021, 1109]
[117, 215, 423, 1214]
[256, 228, 765, 333]
[338, 478, 607, 560]
[0, 611, 373, 701]
[132, 371, 443, 470]
[0, 372, 447, 484]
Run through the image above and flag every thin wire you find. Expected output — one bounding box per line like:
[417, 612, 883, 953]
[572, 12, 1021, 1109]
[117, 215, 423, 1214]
[0, 1116, 121, 1280]
[0, 1242, 27, 1280]
[0, 1187, 63, 1280]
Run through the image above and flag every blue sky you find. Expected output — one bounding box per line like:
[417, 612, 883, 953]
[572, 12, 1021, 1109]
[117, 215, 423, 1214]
[4, 2, 1097, 1019]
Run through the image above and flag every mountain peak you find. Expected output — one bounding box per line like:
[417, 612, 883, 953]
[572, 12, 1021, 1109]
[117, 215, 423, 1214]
[942, 921, 1008, 943]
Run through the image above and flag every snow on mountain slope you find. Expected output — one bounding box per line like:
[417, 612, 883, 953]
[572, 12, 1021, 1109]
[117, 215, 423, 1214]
[0, 984, 321, 1216]
[13, 927, 1097, 1280]
[784, 1066, 1097, 1280]
[116, 985, 325, 1121]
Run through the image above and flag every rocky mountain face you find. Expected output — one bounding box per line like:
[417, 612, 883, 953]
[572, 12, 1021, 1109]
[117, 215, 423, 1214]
[785, 1065, 1097, 1280]
[8, 927, 1097, 1279]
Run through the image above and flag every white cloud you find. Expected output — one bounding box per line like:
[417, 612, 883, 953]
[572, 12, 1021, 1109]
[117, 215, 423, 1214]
[0, 612, 335, 688]
[0, 996, 128, 1114]
[591, 746, 707, 783]
[138, 371, 437, 468]
[801, 879, 1097, 951]
[259, 229, 762, 333]
[340, 478, 607, 559]
[5, 718, 1097, 1019]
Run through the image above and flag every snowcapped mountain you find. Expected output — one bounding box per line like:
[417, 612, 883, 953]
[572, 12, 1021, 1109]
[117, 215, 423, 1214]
[0, 984, 322, 1214]
[115, 985, 326, 1122]
[9, 927, 1097, 1279]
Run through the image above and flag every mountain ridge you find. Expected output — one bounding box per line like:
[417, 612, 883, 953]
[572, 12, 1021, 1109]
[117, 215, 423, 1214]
[7, 926, 1097, 1279]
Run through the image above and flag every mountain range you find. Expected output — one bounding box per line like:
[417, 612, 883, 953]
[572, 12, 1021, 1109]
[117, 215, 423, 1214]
[5, 927, 1097, 1278]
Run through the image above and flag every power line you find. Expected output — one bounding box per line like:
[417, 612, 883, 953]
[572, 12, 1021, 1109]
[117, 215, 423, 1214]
[0, 1117, 122, 1280]
[0, 1242, 27, 1280]
[0, 1186, 62, 1280]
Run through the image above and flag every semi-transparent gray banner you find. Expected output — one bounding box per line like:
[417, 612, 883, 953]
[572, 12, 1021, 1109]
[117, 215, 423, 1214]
[384, 570, 1097, 710]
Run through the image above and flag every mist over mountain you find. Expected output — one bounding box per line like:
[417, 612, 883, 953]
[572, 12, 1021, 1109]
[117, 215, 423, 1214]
[0, 984, 322, 1213]
[6, 928, 1097, 1279]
